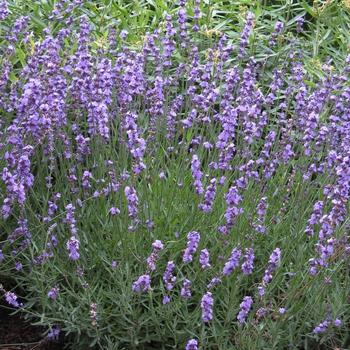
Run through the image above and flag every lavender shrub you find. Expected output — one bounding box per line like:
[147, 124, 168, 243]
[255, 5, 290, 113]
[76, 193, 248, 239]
[0, 4, 349, 350]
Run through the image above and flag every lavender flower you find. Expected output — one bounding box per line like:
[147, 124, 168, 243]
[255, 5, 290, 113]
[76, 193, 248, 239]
[241, 248, 254, 275]
[237, 296, 253, 323]
[191, 155, 204, 195]
[109, 207, 120, 216]
[180, 279, 191, 299]
[313, 319, 330, 334]
[124, 186, 138, 219]
[47, 326, 60, 340]
[5, 291, 22, 307]
[185, 339, 198, 350]
[183, 231, 200, 263]
[163, 261, 176, 290]
[199, 178, 217, 213]
[334, 319, 342, 327]
[269, 21, 284, 47]
[207, 277, 222, 289]
[48, 286, 60, 300]
[162, 295, 171, 304]
[0, 1, 9, 20]
[199, 248, 211, 269]
[239, 12, 254, 57]
[66, 236, 80, 261]
[262, 248, 281, 284]
[223, 248, 241, 276]
[132, 274, 151, 293]
[259, 248, 281, 296]
[146, 240, 164, 271]
[65, 204, 77, 235]
[296, 16, 304, 33]
[90, 303, 98, 327]
[279, 307, 286, 314]
[201, 291, 214, 323]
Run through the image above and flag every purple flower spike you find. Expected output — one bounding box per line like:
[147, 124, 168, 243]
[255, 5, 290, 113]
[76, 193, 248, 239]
[66, 236, 80, 261]
[191, 155, 204, 195]
[163, 261, 176, 290]
[199, 248, 211, 269]
[201, 291, 214, 323]
[237, 296, 253, 323]
[223, 247, 241, 276]
[146, 240, 164, 272]
[180, 279, 191, 299]
[48, 286, 60, 300]
[334, 319, 342, 327]
[241, 248, 254, 275]
[124, 186, 138, 219]
[313, 319, 330, 334]
[5, 291, 22, 308]
[183, 231, 200, 263]
[132, 274, 151, 293]
[47, 326, 60, 340]
[185, 339, 198, 350]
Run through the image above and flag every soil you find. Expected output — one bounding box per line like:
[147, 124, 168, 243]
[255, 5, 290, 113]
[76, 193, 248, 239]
[0, 304, 65, 350]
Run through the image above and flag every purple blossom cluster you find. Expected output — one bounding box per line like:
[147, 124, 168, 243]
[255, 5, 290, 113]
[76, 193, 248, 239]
[201, 291, 214, 323]
[183, 231, 200, 263]
[222, 247, 241, 276]
[258, 248, 281, 296]
[146, 240, 164, 272]
[163, 261, 177, 290]
[237, 296, 253, 323]
[241, 248, 254, 275]
[132, 274, 151, 293]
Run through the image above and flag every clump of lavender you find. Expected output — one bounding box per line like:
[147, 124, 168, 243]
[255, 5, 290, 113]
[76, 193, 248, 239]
[237, 296, 253, 323]
[183, 231, 200, 263]
[1, 5, 350, 350]
[201, 291, 214, 323]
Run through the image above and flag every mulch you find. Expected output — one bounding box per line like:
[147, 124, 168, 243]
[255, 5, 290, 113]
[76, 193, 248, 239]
[0, 305, 65, 350]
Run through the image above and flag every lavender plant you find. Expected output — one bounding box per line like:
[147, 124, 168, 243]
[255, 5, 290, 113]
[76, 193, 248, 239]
[0, 1, 349, 350]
